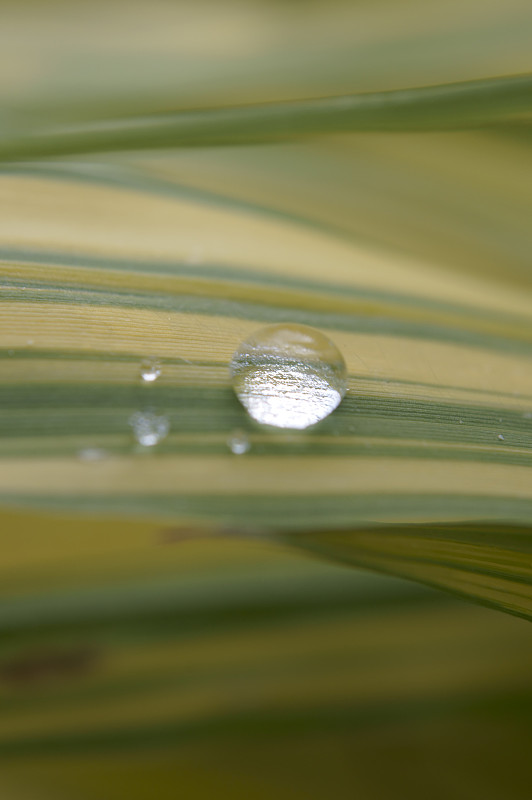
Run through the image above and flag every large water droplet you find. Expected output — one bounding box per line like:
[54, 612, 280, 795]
[130, 411, 169, 447]
[140, 358, 162, 383]
[230, 324, 347, 429]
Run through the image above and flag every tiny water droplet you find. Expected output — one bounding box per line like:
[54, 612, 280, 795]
[227, 430, 251, 455]
[78, 447, 107, 462]
[129, 411, 169, 447]
[140, 358, 162, 383]
[497, 434, 505, 441]
[230, 324, 347, 429]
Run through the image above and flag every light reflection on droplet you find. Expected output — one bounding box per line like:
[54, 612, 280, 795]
[230, 324, 347, 430]
[140, 359, 162, 383]
[227, 430, 251, 455]
[130, 411, 169, 447]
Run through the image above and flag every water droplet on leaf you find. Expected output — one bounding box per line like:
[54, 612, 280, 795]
[140, 359, 162, 383]
[230, 324, 347, 429]
[130, 411, 169, 447]
[78, 447, 107, 462]
[227, 430, 251, 455]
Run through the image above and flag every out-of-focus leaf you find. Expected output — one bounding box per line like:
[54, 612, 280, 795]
[283, 522, 532, 620]
[3, 0, 532, 125]
[0, 512, 531, 800]
[2, 74, 532, 161]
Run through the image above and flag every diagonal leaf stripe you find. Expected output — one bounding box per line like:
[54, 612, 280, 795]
[1, 74, 532, 162]
[285, 522, 532, 621]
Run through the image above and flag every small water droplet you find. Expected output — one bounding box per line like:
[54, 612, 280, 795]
[140, 358, 162, 383]
[130, 411, 169, 447]
[227, 430, 251, 455]
[497, 434, 505, 441]
[230, 324, 347, 429]
[78, 447, 107, 462]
